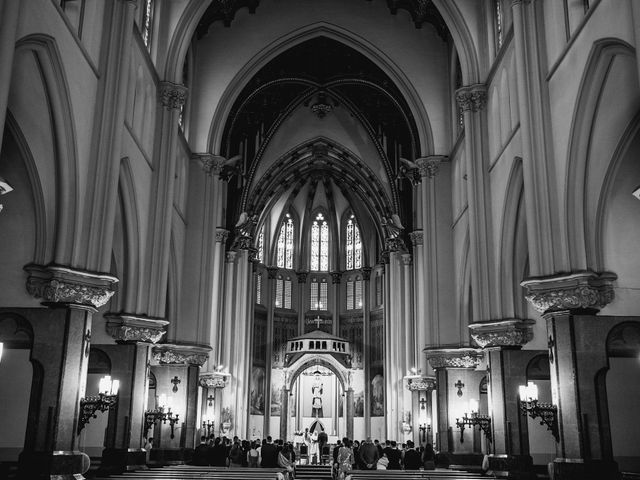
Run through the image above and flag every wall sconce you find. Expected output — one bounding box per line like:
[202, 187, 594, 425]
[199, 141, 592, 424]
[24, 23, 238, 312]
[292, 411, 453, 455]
[518, 381, 559, 442]
[144, 394, 180, 439]
[171, 375, 181, 393]
[454, 379, 465, 397]
[455, 399, 492, 443]
[78, 375, 119, 434]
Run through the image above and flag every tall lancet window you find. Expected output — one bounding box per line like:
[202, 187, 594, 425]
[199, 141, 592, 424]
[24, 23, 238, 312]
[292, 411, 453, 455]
[141, 0, 154, 51]
[311, 212, 329, 271]
[494, 0, 503, 50]
[345, 215, 362, 270]
[277, 214, 294, 269]
[256, 226, 264, 263]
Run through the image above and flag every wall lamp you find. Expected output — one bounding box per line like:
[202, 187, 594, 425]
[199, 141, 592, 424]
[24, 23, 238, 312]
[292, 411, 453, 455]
[78, 375, 119, 434]
[144, 394, 180, 439]
[455, 399, 492, 443]
[518, 381, 559, 442]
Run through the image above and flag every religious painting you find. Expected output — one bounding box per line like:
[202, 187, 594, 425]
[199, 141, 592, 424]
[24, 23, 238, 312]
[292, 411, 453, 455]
[250, 366, 265, 415]
[270, 369, 284, 416]
[354, 390, 364, 417]
[371, 373, 384, 416]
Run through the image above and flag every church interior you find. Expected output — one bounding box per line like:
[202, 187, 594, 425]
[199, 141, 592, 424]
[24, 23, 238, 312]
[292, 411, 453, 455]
[1, 0, 640, 479]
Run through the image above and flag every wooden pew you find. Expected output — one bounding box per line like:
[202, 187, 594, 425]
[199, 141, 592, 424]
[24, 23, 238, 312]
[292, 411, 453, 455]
[94, 465, 287, 480]
[350, 469, 492, 480]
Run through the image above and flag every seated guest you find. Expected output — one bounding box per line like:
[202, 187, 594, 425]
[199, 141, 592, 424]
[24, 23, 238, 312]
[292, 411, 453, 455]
[278, 443, 295, 480]
[402, 441, 421, 470]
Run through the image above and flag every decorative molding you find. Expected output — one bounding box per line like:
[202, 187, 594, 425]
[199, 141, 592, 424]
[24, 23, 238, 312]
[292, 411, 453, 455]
[425, 346, 483, 370]
[455, 84, 488, 113]
[521, 271, 617, 314]
[330, 271, 343, 284]
[415, 156, 446, 178]
[468, 319, 535, 348]
[385, 238, 407, 253]
[226, 251, 238, 263]
[105, 314, 169, 344]
[401, 254, 412, 266]
[152, 344, 211, 366]
[194, 153, 226, 175]
[268, 266, 280, 280]
[200, 372, 229, 389]
[405, 375, 436, 392]
[159, 81, 188, 110]
[24, 264, 118, 308]
[409, 231, 424, 246]
[215, 229, 229, 243]
[361, 267, 372, 281]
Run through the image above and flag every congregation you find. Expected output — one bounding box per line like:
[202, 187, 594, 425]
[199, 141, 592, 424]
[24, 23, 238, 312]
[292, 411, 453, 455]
[188, 435, 441, 479]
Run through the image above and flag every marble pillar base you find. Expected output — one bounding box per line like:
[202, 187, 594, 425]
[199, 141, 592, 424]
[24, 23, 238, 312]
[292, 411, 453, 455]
[149, 447, 194, 465]
[488, 454, 535, 479]
[550, 458, 620, 480]
[18, 450, 91, 479]
[99, 448, 148, 474]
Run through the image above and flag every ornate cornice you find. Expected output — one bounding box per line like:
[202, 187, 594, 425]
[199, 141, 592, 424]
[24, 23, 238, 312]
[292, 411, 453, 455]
[105, 314, 169, 344]
[455, 84, 488, 113]
[199, 372, 230, 389]
[414, 156, 446, 178]
[152, 343, 211, 366]
[194, 153, 226, 175]
[425, 346, 483, 370]
[521, 271, 617, 314]
[159, 81, 188, 110]
[409, 231, 423, 246]
[468, 319, 535, 349]
[405, 375, 436, 392]
[24, 264, 118, 309]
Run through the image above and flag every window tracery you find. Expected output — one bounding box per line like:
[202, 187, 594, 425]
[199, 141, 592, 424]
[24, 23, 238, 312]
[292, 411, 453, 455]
[311, 212, 329, 271]
[277, 214, 294, 269]
[346, 215, 362, 270]
[141, 0, 154, 51]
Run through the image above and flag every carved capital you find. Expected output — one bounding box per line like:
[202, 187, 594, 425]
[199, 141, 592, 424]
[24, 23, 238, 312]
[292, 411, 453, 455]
[455, 84, 488, 113]
[468, 319, 535, 348]
[159, 81, 188, 110]
[226, 251, 238, 264]
[401, 254, 412, 266]
[425, 346, 483, 370]
[406, 375, 436, 392]
[330, 271, 343, 284]
[24, 264, 118, 308]
[521, 271, 617, 314]
[268, 266, 280, 280]
[193, 153, 226, 176]
[385, 238, 407, 253]
[152, 343, 211, 366]
[105, 314, 169, 344]
[409, 231, 423, 246]
[361, 267, 372, 281]
[200, 372, 229, 389]
[215, 228, 229, 243]
[414, 156, 446, 178]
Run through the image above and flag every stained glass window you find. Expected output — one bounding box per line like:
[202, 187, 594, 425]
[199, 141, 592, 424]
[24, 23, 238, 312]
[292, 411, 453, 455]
[375, 273, 383, 306]
[277, 214, 294, 269]
[275, 276, 292, 309]
[284, 278, 292, 309]
[141, 0, 154, 51]
[310, 277, 328, 310]
[346, 279, 354, 310]
[310, 278, 319, 310]
[346, 215, 362, 270]
[311, 212, 329, 271]
[256, 227, 264, 263]
[346, 277, 363, 310]
[256, 273, 262, 304]
[275, 277, 283, 308]
[495, 0, 503, 50]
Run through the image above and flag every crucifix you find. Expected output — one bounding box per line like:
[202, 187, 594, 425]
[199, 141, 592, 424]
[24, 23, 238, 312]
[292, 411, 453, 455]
[171, 375, 181, 393]
[207, 394, 214, 407]
[314, 316, 323, 329]
[454, 379, 465, 397]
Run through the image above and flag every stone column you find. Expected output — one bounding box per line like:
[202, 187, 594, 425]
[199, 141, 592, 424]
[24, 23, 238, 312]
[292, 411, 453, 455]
[144, 82, 188, 317]
[0, 0, 20, 156]
[361, 267, 372, 438]
[406, 376, 436, 447]
[149, 344, 210, 465]
[19, 265, 117, 480]
[82, 0, 137, 271]
[99, 315, 168, 474]
[346, 388, 355, 439]
[280, 386, 289, 441]
[469, 319, 538, 479]
[264, 265, 278, 436]
[425, 347, 484, 460]
[522, 272, 620, 480]
[455, 85, 496, 321]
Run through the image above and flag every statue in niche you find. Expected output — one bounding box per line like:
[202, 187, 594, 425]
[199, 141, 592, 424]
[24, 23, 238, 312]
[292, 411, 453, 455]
[311, 373, 324, 417]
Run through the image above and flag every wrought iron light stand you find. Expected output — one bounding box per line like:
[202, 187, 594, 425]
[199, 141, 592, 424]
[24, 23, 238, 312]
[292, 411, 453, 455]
[518, 381, 559, 442]
[202, 419, 214, 436]
[455, 412, 492, 443]
[78, 376, 119, 434]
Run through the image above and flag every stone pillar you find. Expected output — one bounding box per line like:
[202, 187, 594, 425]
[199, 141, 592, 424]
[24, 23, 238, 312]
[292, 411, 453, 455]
[82, 0, 137, 271]
[522, 272, 621, 480]
[280, 386, 289, 441]
[149, 344, 210, 465]
[99, 315, 168, 473]
[264, 265, 278, 436]
[455, 85, 496, 321]
[19, 265, 117, 480]
[144, 81, 188, 317]
[331, 271, 342, 336]
[425, 347, 484, 461]
[0, 0, 20, 156]
[406, 376, 436, 447]
[346, 388, 354, 439]
[469, 319, 538, 479]
[361, 267, 372, 438]
[199, 372, 229, 440]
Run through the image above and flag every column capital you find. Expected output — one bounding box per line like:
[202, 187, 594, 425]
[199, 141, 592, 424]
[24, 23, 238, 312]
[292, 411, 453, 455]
[159, 81, 188, 110]
[226, 251, 238, 263]
[409, 230, 423, 246]
[105, 314, 168, 344]
[268, 266, 280, 279]
[199, 372, 230, 389]
[405, 375, 436, 392]
[424, 346, 483, 370]
[455, 84, 488, 113]
[24, 263, 118, 309]
[151, 343, 211, 366]
[414, 155, 447, 178]
[361, 267, 372, 281]
[468, 318, 535, 348]
[521, 271, 617, 315]
[215, 228, 229, 243]
[330, 271, 343, 284]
